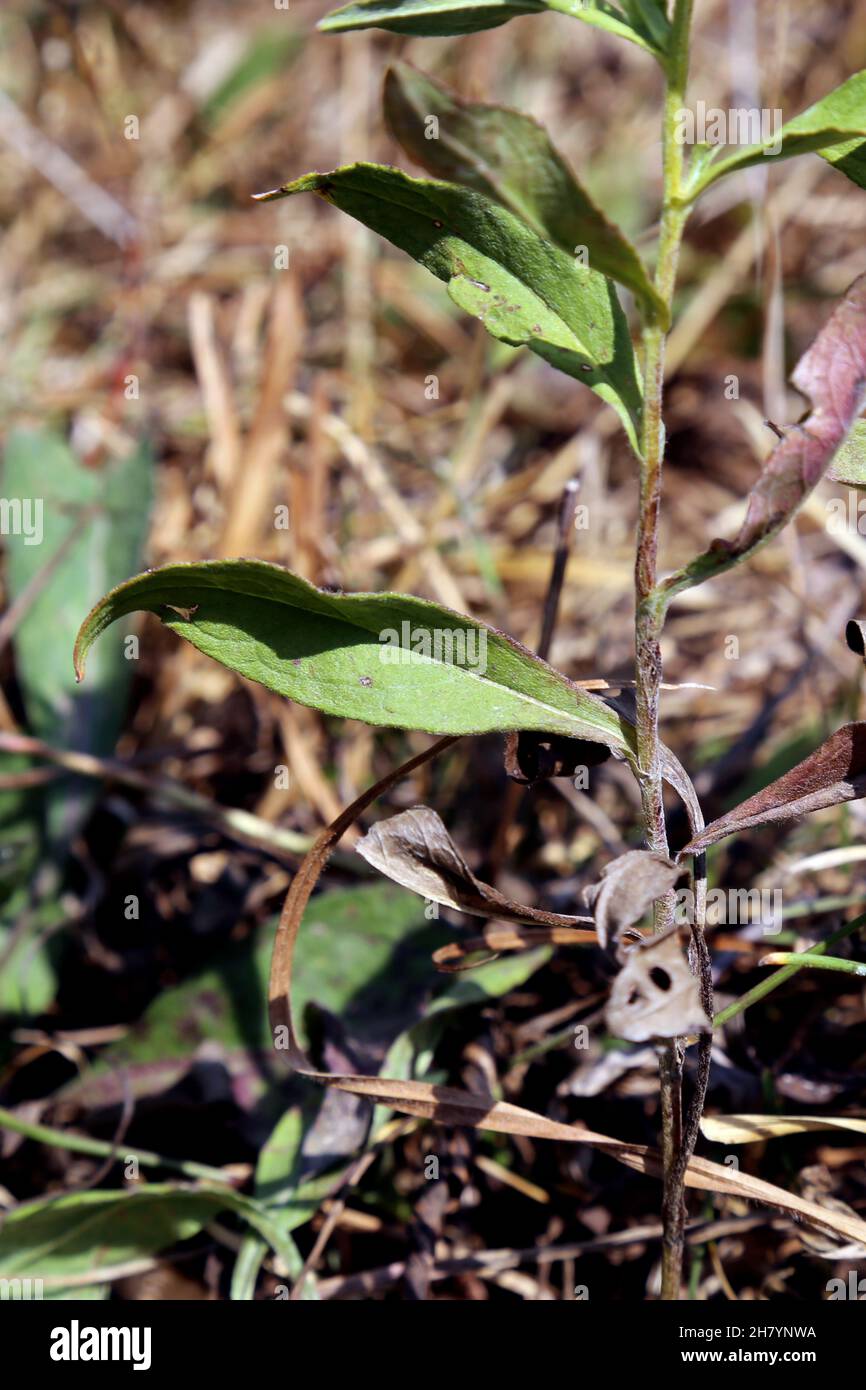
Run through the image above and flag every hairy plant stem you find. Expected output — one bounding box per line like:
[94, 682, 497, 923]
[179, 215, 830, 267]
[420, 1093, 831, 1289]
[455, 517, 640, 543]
[634, 0, 694, 1303]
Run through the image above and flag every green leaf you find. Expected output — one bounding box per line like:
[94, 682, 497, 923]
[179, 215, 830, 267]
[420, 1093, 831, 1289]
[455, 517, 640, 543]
[254, 164, 643, 449]
[74, 558, 636, 755]
[383, 62, 665, 321]
[690, 69, 866, 196]
[0, 431, 152, 1016]
[2, 430, 152, 846]
[0, 1184, 305, 1289]
[318, 0, 667, 56]
[828, 419, 866, 487]
[425, 945, 551, 1015]
[822, 137, 866, 192]
[319, 0, 546, 36]
[4, 431, 152, 756]
[620, 0, 670, 51]
[62, 884, 450, 1107]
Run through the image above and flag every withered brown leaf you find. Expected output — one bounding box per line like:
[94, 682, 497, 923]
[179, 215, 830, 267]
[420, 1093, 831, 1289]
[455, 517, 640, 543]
[681, 722, 866, 855]
[356, 805, 591, 928]
[504, 730, 611, 785]
[663, 273, 866, 598]
[605, 931, 713, 1043]
[581, 848, 684, 949]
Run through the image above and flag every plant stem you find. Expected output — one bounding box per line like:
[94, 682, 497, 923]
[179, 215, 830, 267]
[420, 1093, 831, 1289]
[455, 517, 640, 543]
[758, 951, 866, 976]
[713, 911, 866, 1026]
[634, 0, 694, 1302]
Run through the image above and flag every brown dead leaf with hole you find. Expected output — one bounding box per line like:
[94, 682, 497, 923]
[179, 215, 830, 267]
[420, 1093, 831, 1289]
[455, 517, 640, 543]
[606, 931, 712, 1043]
[356, 805, 591, 929]
[581, 849, 684, 949]
[680, 722, 866, 855]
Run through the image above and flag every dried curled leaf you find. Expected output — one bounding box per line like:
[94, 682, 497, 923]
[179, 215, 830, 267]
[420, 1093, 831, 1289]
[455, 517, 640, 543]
[581, 849, 683, 949]
[663, 274, 866, 598]
[605, 931, 713, 1043]
[681, 722, 866, 856]
[504, 729, 611, 786]
[356, 805, 590, 928]
[845, 618, 866, 662]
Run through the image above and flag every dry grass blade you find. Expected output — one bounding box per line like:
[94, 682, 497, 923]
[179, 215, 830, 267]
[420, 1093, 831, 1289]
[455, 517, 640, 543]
[701, 1114, 866, 1144]
[433, 924, 597, 971]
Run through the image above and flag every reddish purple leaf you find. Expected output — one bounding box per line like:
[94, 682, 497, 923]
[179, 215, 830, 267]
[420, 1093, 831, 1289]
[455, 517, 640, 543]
[664, 274, 866, 597]
[681, 722, 866, 855]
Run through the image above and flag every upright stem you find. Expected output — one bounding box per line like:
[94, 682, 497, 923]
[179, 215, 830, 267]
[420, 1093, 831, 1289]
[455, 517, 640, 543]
[634, 0, 694, 1302]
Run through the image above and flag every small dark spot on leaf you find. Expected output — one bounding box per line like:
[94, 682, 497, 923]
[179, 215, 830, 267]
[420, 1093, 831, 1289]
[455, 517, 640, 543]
[359, 675, 373, 687]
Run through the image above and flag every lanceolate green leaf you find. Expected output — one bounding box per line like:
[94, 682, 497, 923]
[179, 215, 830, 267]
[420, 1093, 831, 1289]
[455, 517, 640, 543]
[821, 137, 866, 192]
[384, 63, 665, 321]
[0, 1184, 307, 1288]
[691, 68, 866, 196]
[74, 559, 635, 756]
[254, 164, 643, 450]
[620, 0, 669, 52]
[3, 429, 152, 843]
[318, 0, 667, 57]
[319, 0, 546, 37]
